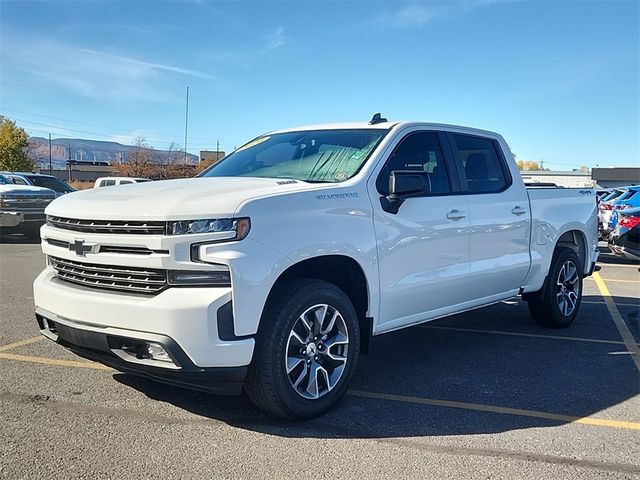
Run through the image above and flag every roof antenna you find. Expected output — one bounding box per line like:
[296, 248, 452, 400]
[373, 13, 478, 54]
[368, 112, 388, 125]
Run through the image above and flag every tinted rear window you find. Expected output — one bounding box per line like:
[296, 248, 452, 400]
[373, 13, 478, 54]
[450, 134, 510, 194]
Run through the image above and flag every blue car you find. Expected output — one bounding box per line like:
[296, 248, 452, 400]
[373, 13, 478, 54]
[608, 185, 640, 232]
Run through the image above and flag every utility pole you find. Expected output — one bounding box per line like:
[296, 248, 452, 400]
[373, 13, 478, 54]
[216, 140, 220, 160]
[68, 144, 72, 182]
[48, 133, 52, 174]
[184, 86, 189, 165]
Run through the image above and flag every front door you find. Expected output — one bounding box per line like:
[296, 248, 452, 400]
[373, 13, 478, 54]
[371, 130, 470, 333]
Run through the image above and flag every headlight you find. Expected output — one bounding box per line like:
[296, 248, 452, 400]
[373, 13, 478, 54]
[167, 217, 251, 241]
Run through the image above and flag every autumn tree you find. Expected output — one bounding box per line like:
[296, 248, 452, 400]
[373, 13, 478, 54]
[0, 116, 35, 171]
[112, 138, 195, 180]
[112, 136, 155, 178]
[516, 160, 542, 171]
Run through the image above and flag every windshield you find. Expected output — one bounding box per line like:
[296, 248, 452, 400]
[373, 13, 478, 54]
[27, 176, 74, 193]
[0, 174, 9, 185]
[200, 129, 388, 183]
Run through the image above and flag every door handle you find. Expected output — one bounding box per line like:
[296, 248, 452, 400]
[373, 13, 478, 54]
[511, 206, 527, 216]
[446, 209, 466, 221]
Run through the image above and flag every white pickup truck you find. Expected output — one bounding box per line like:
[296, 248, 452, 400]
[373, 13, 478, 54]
[34, 118, 598, 419]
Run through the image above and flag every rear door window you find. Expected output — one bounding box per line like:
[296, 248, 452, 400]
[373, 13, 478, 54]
[449, 134, 511, 194]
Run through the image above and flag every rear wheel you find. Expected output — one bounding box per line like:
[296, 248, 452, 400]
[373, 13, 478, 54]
[244, 278, 360, 419]
[526, 247, 583, 328]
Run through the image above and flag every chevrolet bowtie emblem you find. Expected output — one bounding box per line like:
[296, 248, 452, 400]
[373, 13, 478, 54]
[69, 239, 95, 256]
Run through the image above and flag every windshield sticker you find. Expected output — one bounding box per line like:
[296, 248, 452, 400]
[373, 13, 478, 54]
[315, 192, 358, 200]
[235, 136, 270, 152]
[334, 172, 349, 181]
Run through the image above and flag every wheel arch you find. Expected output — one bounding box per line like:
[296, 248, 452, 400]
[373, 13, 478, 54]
[555, 229, 588, 272]
[262, 255, 372, 353]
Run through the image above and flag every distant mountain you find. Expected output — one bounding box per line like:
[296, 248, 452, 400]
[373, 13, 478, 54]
[29, 137, 199, 169]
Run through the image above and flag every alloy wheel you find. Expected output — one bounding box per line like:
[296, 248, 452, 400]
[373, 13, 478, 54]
[284, 304, 349, 399]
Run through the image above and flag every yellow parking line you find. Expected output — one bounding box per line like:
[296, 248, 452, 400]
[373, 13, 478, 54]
[2, 345, 637, 432]
[582, 300, 640, 308]
[0, 336, 44, 352]
[419, 325, 639, 346]
[593, 272, 640, 372]
[0, 352, 112, 370]
[348, 390, 640, 431]
[588, 278, 639, 283]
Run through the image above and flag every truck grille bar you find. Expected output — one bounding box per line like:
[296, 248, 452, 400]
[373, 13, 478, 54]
[50, 256, 168, 295]
[47, 216, 166, 235]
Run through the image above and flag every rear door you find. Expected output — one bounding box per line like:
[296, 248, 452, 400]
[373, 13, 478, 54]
[370, 130, 470, 332]
[446, 132, 531, 300]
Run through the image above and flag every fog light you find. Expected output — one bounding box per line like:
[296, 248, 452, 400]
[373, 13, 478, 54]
[146, 342, 172, 362]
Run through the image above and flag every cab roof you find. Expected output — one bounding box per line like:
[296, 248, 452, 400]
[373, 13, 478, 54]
[270, 121, 502, 139]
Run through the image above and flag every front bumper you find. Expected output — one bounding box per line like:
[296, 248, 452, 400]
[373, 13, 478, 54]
[34, 268, 255, 370]
[36, 311, 247, 395]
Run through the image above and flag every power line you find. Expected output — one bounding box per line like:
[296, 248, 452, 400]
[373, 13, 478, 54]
[1, 107, 214, 141]
[16, 119, 220, 150]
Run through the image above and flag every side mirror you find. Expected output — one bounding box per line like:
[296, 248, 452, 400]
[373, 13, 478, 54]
[381, 171, 431, 214]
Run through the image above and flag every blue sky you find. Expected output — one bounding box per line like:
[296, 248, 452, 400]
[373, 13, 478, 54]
[0, 0, 638, 169]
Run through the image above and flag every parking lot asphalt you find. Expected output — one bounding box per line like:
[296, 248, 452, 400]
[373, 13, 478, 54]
[1, 236, 638, 479]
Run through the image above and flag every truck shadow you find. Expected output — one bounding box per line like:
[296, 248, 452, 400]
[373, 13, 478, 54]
[114, 296, 639, 438]
[0, 233, 40, 244]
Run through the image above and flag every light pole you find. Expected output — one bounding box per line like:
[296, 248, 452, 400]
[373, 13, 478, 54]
[48, 133, 52, 174]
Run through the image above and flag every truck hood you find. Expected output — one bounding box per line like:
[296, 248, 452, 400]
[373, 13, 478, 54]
[0, 184, 55, 195]
[45, 177, 318, 220]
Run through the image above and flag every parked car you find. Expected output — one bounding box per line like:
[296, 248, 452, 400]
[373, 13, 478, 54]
[94, 177, 152, 188]
[608, 206, 640, 262]
[33, 118, 598, 419]
[3, 172, 75, 197]
[598, 187, 630, 238]
[607, 186, 640, 232]
[0, 173, 56, 239]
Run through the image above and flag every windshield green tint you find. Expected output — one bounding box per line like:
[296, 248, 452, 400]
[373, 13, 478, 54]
[200, 129, 387, 183]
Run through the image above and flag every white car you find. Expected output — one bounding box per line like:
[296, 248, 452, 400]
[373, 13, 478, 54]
[33, 117, 598, 419]
[94, 177, 152, 188]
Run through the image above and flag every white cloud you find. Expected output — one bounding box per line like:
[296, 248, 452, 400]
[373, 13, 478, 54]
[374, 1, 510, 29]
[2, 35, 214, 102]
[263, 27, 285, 52]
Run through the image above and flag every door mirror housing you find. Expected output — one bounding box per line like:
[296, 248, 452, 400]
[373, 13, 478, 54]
[381, 171, 431, 214]
[389, 171, 431, 198]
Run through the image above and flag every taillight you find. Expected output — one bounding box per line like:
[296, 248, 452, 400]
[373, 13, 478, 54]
[618, 216, 640, 229]
[600, 203, 612, 210]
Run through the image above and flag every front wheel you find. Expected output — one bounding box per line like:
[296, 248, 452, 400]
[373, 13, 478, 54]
[527, 247, 583, 328]
[244, 279, 360, 419]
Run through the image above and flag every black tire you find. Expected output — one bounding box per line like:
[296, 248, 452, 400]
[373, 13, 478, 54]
[244, 278, 360, 420]
[526, 247, 583, 328]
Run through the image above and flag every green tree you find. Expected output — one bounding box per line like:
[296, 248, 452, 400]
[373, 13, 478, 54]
[0, 116, 34, 171]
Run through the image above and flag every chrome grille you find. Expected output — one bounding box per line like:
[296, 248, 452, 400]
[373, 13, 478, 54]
[47, 216, 166, 235]
[50, 256, 167, 295]
[1, 195, 54, 208]
[44, 238, 167, 256]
